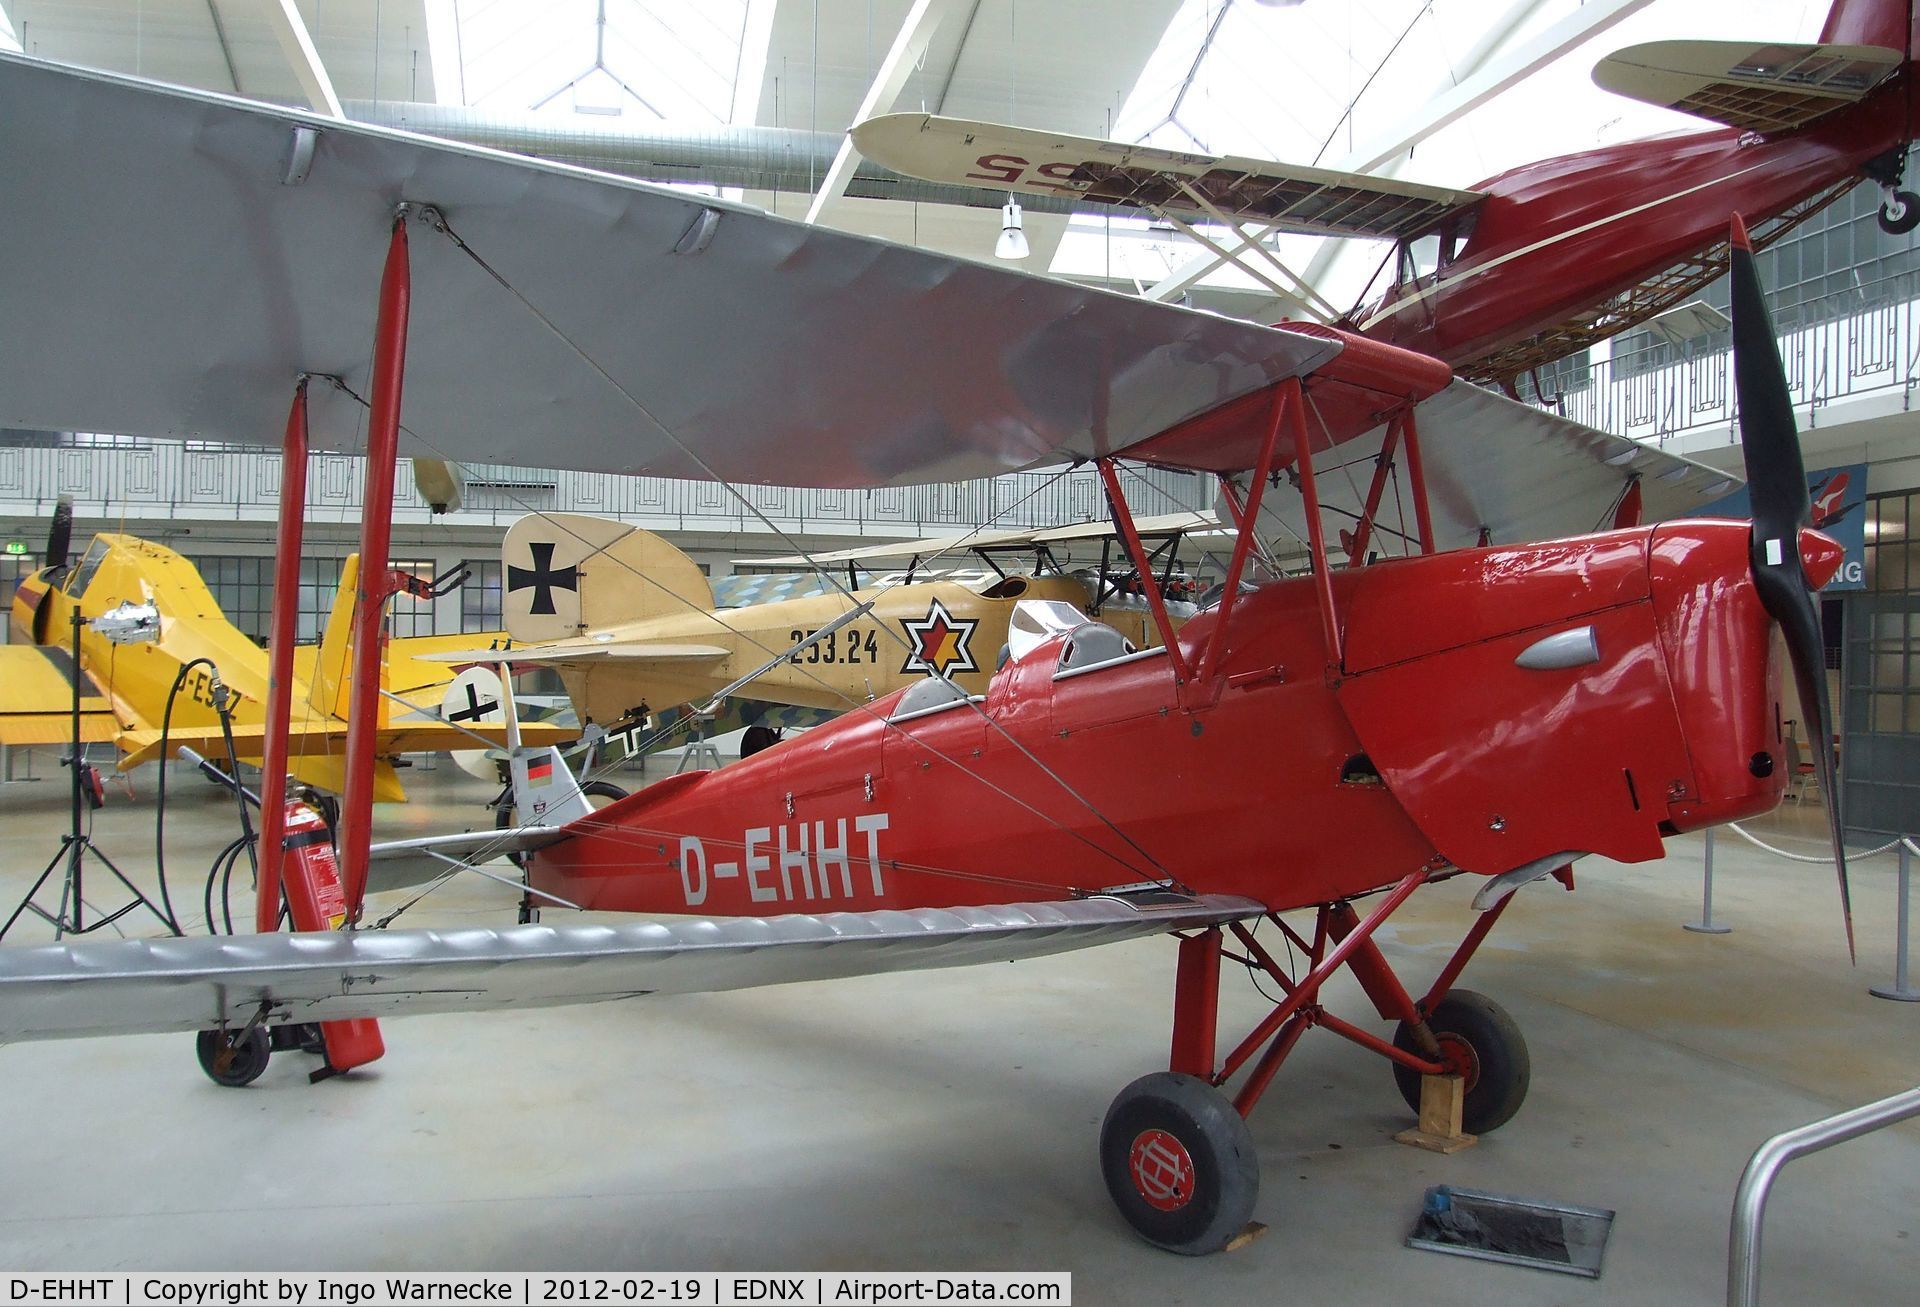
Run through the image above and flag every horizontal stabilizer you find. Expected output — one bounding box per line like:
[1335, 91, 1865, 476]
[853, 113, 1483, 241]
[421, 642, 730, 665]
[114, 717, 574, 771]
[0, 894, 1262, 1041]
[364, 824, 576, 894]
[1593, 40, 1900, 132]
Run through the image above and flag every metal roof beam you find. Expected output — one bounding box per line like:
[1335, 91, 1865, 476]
[1298, 0, 1654, 287]
[804, 0, 965, 225]
[204, 0, 242, 95]
[730, 0, 779, 125]
[266, 0, 343, 118]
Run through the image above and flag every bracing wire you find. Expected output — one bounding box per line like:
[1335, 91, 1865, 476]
[309, 209, 1213, 893]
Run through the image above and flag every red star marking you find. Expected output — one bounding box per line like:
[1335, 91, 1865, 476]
[915, 613, 957, 664]
[900, 598, 978, 677]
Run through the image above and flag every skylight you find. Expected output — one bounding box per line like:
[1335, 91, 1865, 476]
[448, 0, 754, 122]
[1053, 0, 1829, 310]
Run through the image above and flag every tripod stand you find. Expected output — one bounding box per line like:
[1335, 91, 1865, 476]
[0, 606, 179, 941]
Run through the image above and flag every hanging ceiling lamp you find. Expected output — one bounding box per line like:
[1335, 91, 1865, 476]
[996, 198, 1030, 260]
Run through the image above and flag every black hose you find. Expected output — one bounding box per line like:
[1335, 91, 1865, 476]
[201, 835, 250, 935]
[211, 681, 260, 900]
[157, 656, 239, 935]
[151, 658, 241, 935]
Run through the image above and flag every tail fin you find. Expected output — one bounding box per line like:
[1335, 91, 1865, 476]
[310, 553, 361, 719]
[1820, 0, 1916, 54]
[501, 513, 714, 643]
[500, 667, 592, 828]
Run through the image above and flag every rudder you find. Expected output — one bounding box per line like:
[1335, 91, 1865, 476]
[501, 512, 714, 643]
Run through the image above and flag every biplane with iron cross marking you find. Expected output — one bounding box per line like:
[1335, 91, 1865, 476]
[2, 526, 568, 802]
[0, 49, 1848, 1256]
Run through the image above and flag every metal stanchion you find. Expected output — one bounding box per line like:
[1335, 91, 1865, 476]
[1870, 841, 1919, 1002]
[1685, 825, 1733, 934]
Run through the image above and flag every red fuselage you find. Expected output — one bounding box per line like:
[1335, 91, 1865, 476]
[531, 521, 1840, 918]
[1356, 84, 1912, 373]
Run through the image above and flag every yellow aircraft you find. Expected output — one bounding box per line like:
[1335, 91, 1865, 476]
[3, 510, 563, 801]
[456, 511, 1212, 741]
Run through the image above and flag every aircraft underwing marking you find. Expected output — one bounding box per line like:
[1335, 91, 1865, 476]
[507, 541, 580, 616]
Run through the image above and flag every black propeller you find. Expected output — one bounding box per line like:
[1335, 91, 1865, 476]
[1729, 213, 1852, 960]
[45, 494, 74, 573]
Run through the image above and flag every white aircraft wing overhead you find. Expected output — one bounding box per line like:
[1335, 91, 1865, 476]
[852, 113, 1485, 242]
[1246, 380, 1742, 555]
[0, 54, 1339, 489]
[0, 895, 1260, 1041]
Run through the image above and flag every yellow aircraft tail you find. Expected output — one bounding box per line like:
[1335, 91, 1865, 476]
[501, 513, 715, 642]
[310, 553, 361, 720]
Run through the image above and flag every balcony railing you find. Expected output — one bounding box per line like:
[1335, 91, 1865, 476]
[0, 442, 1204, 540]
[1551, 284, 1920, 451]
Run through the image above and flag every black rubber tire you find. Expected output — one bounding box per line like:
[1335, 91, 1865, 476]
[196, 1026, 271, 1088]
[1099, 1072, 1260, 1255]
[1880, 190, 1920, 235]
[1392, 989, 1530, 1135]
[739, 725, 781, 759]
[581, 780, 628, 806]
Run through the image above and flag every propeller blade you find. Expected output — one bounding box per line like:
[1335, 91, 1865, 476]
[46, 494, 74, 571]
[1729, 213, 1852, 959]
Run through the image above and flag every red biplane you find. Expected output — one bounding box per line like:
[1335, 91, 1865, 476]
[853, 0, 1920, 386]
[0, 44, 1847, 1256]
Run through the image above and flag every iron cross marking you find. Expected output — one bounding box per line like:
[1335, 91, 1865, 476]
[508, 541, 580, 616]
[447, 681, 499, 724]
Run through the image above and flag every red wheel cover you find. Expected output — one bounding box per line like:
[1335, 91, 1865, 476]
[1129, 1128, 1196, 1212]
[1436, 1032, 1481, 1091]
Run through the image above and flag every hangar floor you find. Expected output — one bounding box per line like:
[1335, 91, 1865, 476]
[0, 756, 1915, 1303]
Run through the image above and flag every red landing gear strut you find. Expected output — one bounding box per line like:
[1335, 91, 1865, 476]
[1100, 870, 1545, 1254]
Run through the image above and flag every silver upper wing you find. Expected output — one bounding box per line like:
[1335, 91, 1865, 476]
[0, 895, 1260, 1041]
[0, 53, 1336, 489]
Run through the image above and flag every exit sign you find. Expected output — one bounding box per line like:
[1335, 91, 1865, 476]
[3, 541, 27, 556]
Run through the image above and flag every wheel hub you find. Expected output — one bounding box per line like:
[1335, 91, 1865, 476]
[1128, 1128, 1196, 1212]
[1435, 1032, 1481, 1091]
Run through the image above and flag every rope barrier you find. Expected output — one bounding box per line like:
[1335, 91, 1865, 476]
[1722, 822, 1907, 865]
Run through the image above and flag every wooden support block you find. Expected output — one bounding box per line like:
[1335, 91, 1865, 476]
[1223, 1222, 1269, 1253]
[1394, 1074, 1479, 1154]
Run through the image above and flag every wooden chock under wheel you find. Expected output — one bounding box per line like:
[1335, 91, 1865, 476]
[1393, 1074, 1478, 1154]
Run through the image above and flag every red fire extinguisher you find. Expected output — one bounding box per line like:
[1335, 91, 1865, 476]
[281, 796, 385, 1078]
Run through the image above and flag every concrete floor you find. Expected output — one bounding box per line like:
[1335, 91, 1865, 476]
[0, 754, 1916, 1303]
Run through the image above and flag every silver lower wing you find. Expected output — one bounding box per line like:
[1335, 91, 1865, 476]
[1247, 379, 1738, 553]
[0, 895, 1260, 1041]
